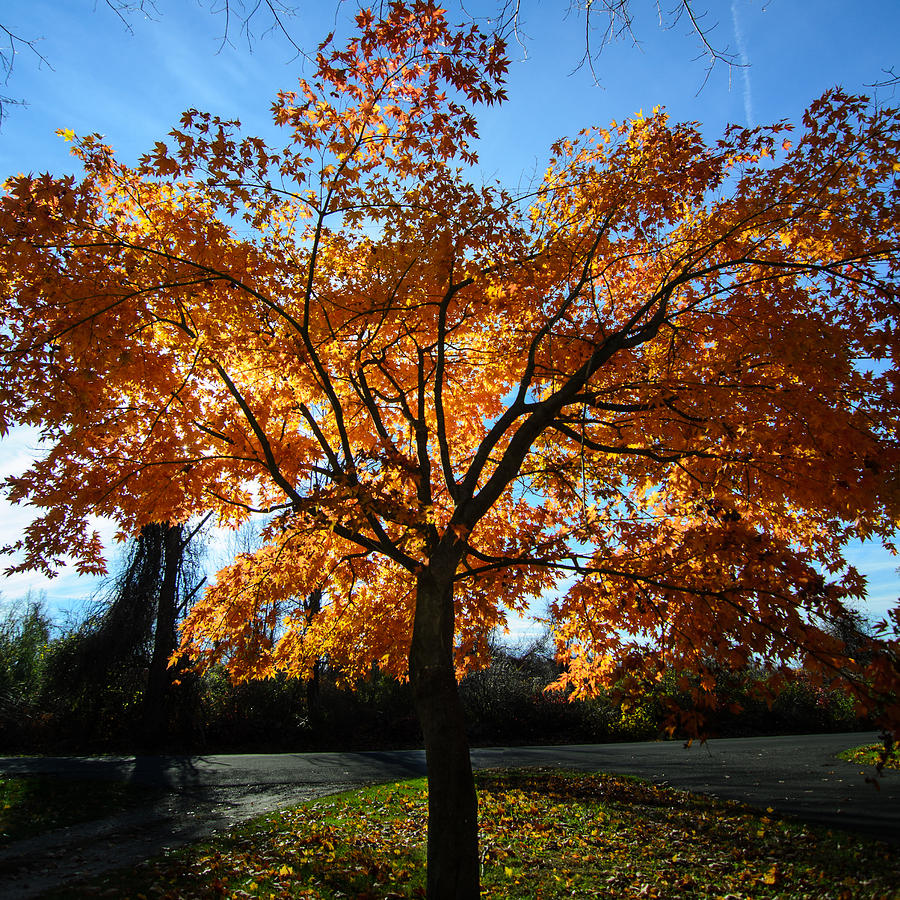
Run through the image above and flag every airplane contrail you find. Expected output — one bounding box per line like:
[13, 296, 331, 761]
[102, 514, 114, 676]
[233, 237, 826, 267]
[731, 0, 755, 127]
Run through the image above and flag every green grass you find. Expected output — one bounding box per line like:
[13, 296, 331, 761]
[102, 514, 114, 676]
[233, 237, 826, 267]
[51, 769, 899, 900]
[837, 743, 900, 771]
[0, 775, 162, 845]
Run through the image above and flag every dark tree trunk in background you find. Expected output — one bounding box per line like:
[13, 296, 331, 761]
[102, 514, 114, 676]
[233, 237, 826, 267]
[305, 588, 323, 722]
[409, 554, 479, 900]
[142, 522, 185, 745]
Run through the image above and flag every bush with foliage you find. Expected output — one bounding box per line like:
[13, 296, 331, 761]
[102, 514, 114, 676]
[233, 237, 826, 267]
[0, 597, 54, 748]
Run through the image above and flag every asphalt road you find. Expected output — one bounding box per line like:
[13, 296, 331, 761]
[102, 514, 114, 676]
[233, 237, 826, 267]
[2, 731, 897, 840]
[0, 732, 896, 897]
[473, 732, 900, 844]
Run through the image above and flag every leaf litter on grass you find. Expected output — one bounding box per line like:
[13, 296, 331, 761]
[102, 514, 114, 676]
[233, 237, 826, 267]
[65, 770, 899, 900]
[837, 744, 900, 772]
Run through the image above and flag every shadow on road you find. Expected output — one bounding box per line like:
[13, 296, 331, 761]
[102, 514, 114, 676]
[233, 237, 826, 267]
[0, 731, 896, 899]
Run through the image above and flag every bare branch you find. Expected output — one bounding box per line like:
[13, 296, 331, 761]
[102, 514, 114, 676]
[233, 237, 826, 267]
[0, 22, 51, 122]
[868, 66, 900, 94]
[570, 0, 743, 88]
[0, 0, 302, 127]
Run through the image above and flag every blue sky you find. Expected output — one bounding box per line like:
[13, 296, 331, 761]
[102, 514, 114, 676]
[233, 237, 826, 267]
[1, 0, 898, 627]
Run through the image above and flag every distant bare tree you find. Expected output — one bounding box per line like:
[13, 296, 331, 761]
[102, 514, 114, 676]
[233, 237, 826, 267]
[0, 0, 301, 124]
[2, 1, 754, 126]
[490, 0, 743, 86]
[870, 66, 900, 93]
[0, 21, 48, 122]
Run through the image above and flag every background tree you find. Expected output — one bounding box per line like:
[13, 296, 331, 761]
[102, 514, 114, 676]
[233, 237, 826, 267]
[133, 519, 207, 745]
[0, 0, 302, 124]
[499, 0, 743, 84]
[37, 519, 207, 749]
[2, 3, 900, 897]
[0, 594, 53, 740]
[1, 0, 755, 127]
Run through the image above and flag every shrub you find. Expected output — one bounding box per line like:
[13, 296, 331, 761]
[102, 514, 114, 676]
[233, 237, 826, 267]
[0, 597, 55, 749]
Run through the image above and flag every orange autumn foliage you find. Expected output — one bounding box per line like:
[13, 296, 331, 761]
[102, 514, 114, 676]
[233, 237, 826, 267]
[1, 1, 899, 735]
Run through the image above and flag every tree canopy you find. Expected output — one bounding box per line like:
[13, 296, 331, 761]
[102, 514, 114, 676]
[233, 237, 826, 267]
[2, 3, 900, 894]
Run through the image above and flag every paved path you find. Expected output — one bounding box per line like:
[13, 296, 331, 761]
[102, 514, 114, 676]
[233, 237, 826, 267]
[0, 732, 895, 897]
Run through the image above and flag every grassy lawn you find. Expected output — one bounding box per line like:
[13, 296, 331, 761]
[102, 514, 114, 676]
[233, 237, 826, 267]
[49, 769, 898, 900]
[837, 744, 900, 771]
[0, 775, 163, 845]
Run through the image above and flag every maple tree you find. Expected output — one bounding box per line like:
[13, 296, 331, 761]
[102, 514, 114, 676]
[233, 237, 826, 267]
[1, 2, 900, 896]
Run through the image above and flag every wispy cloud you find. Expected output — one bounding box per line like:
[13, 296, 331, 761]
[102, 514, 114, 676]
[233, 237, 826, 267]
[731, 0, 755, 127]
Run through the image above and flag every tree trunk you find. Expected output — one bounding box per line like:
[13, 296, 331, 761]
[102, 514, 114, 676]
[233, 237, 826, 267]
[409, 560, 479, 900]
[143, 522, 184, 746]
[305, 589, 323, 725]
